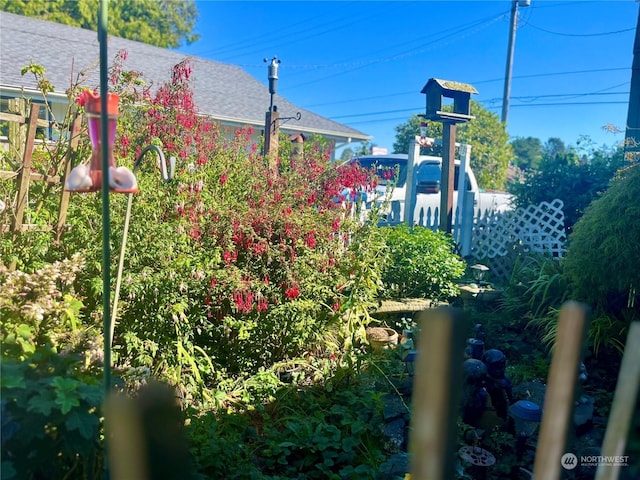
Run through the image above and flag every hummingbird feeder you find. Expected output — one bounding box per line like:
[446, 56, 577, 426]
[65, 91, 138, 193]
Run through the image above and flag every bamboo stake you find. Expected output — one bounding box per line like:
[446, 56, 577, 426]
[533, 301, 589, 480]
[409, 307, 466, 480]
[595, 321, 640, 480]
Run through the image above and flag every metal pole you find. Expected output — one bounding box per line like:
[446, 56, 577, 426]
[98, 0, 112, 477]
[501, 0, 519, 125]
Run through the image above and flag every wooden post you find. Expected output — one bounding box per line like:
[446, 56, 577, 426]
[11, 103, 40, 234]
[7, 98, 27, 167]
[403, 136, 420, 224]
[533, 301, 589, 480]
[595, 321, 640, 480]
[439, 122, 456, 233]
[56, 113, 84, 241]
[409, 307, 466, 480]
[264, 110, 279, 169]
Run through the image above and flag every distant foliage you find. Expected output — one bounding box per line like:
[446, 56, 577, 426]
[510, 136, 543, 171]
[509, 146, 626, 233]
[0, 0, 200, 48]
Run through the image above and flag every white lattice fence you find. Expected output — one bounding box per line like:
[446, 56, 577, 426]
[470, 199, 566, 279]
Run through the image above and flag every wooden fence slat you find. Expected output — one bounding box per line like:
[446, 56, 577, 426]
[533, 302, 589, 480]
[56, 113, 83, 241]
[409, 307, 466, 480]
[10, 103, 40, 233]
[594, 321, 640, 480]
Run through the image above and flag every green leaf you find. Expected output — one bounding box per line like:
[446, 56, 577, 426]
[77, 383, 103, 407]
[65, 409, 99, 439]
[0, 363, 26, 389]
[52, 377, 81, 414]
[28, 389, 56, 415]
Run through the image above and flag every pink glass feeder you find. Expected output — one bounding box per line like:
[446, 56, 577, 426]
[65, 92, 138, 193]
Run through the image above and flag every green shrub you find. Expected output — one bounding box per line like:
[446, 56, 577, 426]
[1, 348, 104, 480]
[187, 364, 389, 479]
[564, 163, 640, 353]
[379, 224, 465, 300]
[1, 255, 104, 479]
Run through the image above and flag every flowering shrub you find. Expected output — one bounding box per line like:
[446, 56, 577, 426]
[26, 55, 380, 403]
[0, 253, 93, 359]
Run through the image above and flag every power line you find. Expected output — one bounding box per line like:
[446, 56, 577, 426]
[286, 10, 510, 90]
[186, 1, 363, 58]
[525, 23, 635, 37]
[300, 68, 630, 109]
[216, 3, 402, 63]
[340, 100, 629, 126]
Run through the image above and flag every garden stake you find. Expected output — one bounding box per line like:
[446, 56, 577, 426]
[533, 301, 589, 480]
[110, 146, 174, 346]
[98, 1, 113, 478]
[595, 321, 640, 480]
[409, 307, 466, 480]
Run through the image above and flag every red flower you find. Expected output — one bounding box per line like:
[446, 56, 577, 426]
[305, 232, 316, 249]
[256, 298, 269, 312]
[285, 286, 300, 300]
[220, 173, 228, 185]
[222, 250, 237, 264]
[75, 89, 96, 107]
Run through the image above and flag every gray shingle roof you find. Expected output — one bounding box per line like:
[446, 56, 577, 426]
[0, 11, 369, 142]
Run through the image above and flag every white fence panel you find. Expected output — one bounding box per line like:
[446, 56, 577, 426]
[470, 199, 566, 259]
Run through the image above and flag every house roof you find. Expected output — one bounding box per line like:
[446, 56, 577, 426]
[0, 11, 370, 144]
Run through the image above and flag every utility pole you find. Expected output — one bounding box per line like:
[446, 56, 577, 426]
[624, 6, 640, 163]
[502, 0, 530, 125]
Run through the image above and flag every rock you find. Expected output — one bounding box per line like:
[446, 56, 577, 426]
[382, 418, 407, 451]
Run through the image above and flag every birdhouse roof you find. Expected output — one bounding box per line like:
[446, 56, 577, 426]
[421, 78, 478, 95]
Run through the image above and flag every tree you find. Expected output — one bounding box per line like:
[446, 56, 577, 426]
[340, 147, 355, 162]
[0, 0, 199, 48]
[509, 145, 627, 233]
[543, 137, 566, 159]
[356, 141, 377, 156]
[511, 136, 543, 171]
[392, 100, 513, 190]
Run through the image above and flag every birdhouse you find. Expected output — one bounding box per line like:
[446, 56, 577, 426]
[421, 78, 477, 123]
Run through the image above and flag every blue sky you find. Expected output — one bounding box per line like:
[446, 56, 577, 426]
[178, 1, 639, 153]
